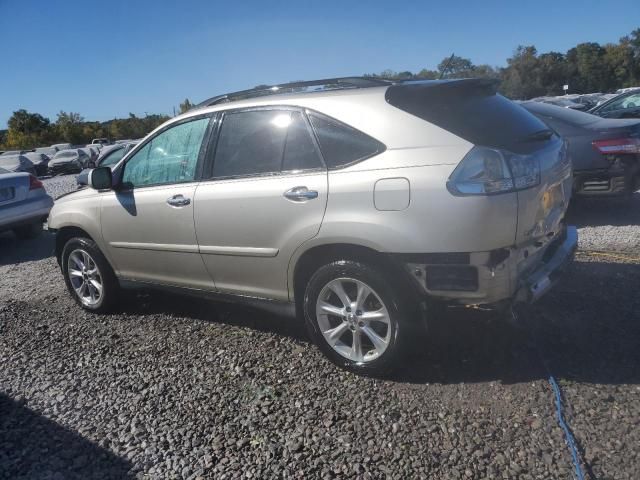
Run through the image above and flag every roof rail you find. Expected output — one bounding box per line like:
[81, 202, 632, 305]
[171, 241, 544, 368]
[193, 76, 393, 110]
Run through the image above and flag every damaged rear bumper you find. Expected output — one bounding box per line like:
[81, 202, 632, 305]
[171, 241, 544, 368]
[401, 225, 578, 307]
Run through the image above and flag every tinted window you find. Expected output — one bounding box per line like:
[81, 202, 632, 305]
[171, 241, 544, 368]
[122, 117, 209, 188]
[386, 80, 551, 153]
[100, 147, 126, 167]
[282, 112, 323, 171]
[212, 110, 323, 178]
[308, 112, 384, 168]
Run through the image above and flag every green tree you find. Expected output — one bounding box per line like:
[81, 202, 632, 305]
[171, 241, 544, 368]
[179, 98, 194, 114]
[56, 111, 85, 144]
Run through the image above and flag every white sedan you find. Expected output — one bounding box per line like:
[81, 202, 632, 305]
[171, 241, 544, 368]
[0, 168, 53, 238]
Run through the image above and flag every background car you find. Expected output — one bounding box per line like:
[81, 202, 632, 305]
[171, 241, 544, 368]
[522, 101, 640, 196]
[79, 146, 100, 167]
[48, 149, 88, 175]
[0, 154, 37, 175]
[76, 141, 138, 186]
[0, 149, 31, 156]
[51, 143, 72, 151]
[589, 89, 640, 119]
[0, 167, 53, 239]
[91, 138, 110, 145]
[34, 146, 59, 157]
[22, 152, 51, 176]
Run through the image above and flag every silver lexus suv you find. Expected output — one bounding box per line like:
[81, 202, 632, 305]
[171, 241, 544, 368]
[48, 77, 577, 374]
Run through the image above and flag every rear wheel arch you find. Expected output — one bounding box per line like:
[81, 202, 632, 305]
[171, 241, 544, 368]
[292, 243, 420, 316]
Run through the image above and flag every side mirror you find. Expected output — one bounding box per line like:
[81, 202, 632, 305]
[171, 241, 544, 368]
[89, 166, 112, 190]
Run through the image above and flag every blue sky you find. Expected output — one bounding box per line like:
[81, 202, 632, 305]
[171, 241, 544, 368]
[0, 0, 638, 128]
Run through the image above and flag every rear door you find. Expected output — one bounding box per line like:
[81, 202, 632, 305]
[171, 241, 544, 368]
[193, 107, 328, 301]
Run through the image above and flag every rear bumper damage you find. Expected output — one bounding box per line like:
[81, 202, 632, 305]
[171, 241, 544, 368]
[401, 225, 578, 307]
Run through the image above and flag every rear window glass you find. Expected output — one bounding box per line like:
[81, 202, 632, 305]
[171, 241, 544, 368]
[385, 81, 551, 152]
[308, 112, 385, 169]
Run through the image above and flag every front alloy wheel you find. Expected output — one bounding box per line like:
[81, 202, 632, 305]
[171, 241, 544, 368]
[67, 249, 103, 306]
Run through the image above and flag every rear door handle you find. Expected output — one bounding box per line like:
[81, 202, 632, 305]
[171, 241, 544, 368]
[166, 194, 191, 207]
[284, 186, 318, 202]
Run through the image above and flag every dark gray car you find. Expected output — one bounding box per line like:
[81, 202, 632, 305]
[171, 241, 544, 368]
[76, 142, 138, 186]
[522, 101, 640, 196]
[588, 89, 640, 120]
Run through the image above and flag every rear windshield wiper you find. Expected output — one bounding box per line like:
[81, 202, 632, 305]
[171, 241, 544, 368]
[520, 129, 554, 142]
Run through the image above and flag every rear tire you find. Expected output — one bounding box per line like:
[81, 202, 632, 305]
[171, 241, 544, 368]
[303, 260, 411, 375]
[13, 221, 43, 239]
[61, 236, 119, 313]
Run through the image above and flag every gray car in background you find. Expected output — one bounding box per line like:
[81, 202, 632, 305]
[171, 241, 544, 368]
[522, 101, 640, 196]
[76, 141, 138, 186]
[0, 154, 37, 175]
[48, 149, 89, 175]
[0, 167, 53, 238]
[589, 89, 640, 120]
[23, 152, 51, 176]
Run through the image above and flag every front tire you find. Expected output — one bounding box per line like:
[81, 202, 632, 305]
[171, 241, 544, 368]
[303, 260, 410, 374]
[61, 236, 119, 313]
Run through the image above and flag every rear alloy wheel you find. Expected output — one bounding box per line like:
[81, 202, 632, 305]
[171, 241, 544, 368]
[61, 236, 119, 312]
[316, 278, 392, 363]
[304, 260, 409, 374]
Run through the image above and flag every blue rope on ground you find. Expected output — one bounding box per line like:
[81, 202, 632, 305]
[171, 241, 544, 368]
[548, 374, 586, 480]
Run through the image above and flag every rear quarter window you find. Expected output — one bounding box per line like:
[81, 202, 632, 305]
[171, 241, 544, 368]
[308, 112, 385, 169]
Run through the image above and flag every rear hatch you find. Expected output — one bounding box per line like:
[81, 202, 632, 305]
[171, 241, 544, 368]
[0, 172, 30, 208]
[386, 79, 572, 246]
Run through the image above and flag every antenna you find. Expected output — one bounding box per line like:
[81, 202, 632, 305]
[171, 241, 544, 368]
[439, 53, 455, 80]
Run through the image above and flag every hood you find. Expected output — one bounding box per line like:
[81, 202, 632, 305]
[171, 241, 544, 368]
[50, 156, 79, 165]
[54, 184, 96, 203]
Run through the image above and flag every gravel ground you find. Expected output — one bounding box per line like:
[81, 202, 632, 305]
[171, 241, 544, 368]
[0, 175, 638, 479]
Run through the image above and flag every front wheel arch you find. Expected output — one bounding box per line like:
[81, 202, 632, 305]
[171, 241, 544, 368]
[55, 226, 97, 265]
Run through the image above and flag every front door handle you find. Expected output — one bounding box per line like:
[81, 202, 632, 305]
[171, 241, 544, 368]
[284, 186, 318, 202]
[166, 194, 191, 207]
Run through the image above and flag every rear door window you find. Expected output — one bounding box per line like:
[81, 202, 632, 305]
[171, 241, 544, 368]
[211, 109, 324, 178]
[308, 112, 385, 168]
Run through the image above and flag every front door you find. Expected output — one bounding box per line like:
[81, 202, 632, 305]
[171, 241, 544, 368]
[193, 108, 328, 300]
[101, 115, 214, 289]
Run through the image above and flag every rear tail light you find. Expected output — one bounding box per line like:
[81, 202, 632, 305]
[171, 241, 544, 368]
[447, 146, 541, 196]
[29, 175, 44, 190]
[592, 138, 640, 155]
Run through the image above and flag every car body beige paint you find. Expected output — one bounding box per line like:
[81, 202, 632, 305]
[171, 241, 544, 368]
[49, 85, 572, 308]
[193, 170, 328, 300]
[100, 182, 214, 289]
